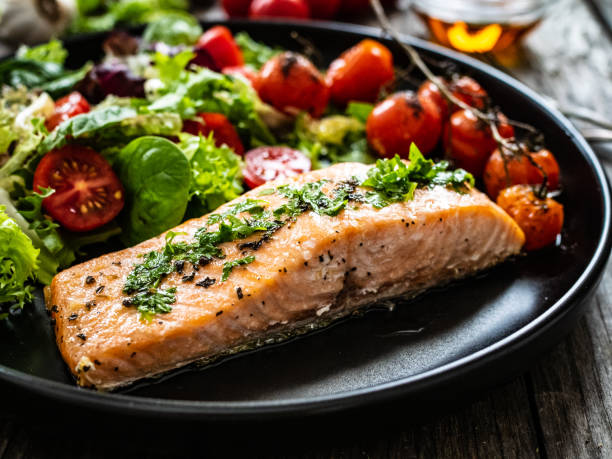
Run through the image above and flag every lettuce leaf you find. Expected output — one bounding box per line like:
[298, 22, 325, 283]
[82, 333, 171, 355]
[178, 133, 244, 217]
[289, 114, 375, 169]
[234, 32, 280, 70]
[0, 206, 39, 317]
[142, 13, 202, 46]
[16, 39, 68, 65]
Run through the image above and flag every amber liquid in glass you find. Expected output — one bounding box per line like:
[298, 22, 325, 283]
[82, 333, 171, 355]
[418, 13, 541, 53]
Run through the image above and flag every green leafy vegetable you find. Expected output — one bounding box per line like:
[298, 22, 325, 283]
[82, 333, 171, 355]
[178, 133, 244, 217]
[222, 256, 255, 282]
[148, 65, 275, 146]
[290, 114, 375, 168]
[142, 13, 202, 46]
[234, 32, 280, 69]
[123, 287, 177, 322]
[16, 40, 68, 65]
[38, 106, 182, 155]
[0, 206, 39, 317]
[116, 136, 191, 246]
[68, 0, 190, 35]
[360, 144, 475, 208]
[345, 102, 374, 123]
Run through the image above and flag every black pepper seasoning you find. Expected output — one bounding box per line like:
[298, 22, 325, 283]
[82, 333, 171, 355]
[182, 272, 196, 282]
[77, 333, 86, 341]
[236, 287, 244, 300]
[196, 277, 216, 288]
[95, 285, 105, 294]
[85, 276, 95, 285]
[68, 313, 78, 321]
[216, 311, 223, 316]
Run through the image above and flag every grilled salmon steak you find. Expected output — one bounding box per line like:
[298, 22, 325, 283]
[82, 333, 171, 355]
[46, 161, 525, 390]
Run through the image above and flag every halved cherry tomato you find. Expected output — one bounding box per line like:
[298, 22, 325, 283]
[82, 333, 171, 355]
[32, 145, 124, 232]
[443, 109, 514, 176]
[243, 146, 311, 188]
[254, 52, 329, 118]
[249, 0, 310, 18]
[366, 91, 442, 158]
[183, 113, 245, 155]
[222, 65, 257, 85]
[497, 184, 564, 251]
[418, 76, 488, 121]
[306, 0, 341, 18]
[222, 0, 253, 17]
[45, 92, 90, 131]
[326, 39, 394, 106]
[484, 148, 560, 199]
[194, 26, 243, 71]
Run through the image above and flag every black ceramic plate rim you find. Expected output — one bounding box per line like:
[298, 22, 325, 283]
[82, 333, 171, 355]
[0, 21, 610, 419]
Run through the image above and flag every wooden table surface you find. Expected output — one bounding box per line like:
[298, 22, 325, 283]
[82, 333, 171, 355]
[0, 1, 610, 458]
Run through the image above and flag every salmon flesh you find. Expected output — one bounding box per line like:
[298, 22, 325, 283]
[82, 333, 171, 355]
[45, 163, 525, 390]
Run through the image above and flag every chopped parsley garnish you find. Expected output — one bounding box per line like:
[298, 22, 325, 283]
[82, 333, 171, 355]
[360, 144, 474, 208]
[122, 144, 473, 320]
[222, 256, 255, 282]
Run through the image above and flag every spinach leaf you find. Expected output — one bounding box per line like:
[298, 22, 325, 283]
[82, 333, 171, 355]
[116, 136, 191, 246]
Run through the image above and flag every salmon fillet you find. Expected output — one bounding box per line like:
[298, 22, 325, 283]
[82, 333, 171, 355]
[46, 162, 525, 390]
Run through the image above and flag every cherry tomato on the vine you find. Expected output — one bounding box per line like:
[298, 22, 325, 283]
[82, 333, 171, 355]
[326, 39, 394, 106]
[45, 92, 90, 131]
[183, 112, 245, 155]
[254, 52, 329, 118]
[193, 26, 243, 71]
[497, 184, 564, 251]
[32, 145, 124, 232]
[483, 148, 560, 200]
[249, 0, 310, 18]
[366, 91, 442, 158]
[443, 109, 514, 176]
[418, 75, 488, 121]
[243, 146, 311, 189]
[222, 0, 253, 17]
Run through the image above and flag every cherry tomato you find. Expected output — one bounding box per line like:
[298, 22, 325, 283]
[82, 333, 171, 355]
[32, 145, 124, 232]
[222, 65, 258, 85]
[254, 52, 329, 118]
[484, 148, 560, 200]
[194, 26, 243, 71]
[326, 39, 394, 106]
[249, 0, 310, 18]
[305, 0, 341, 18]
[183, 113, 245, 155]
[418, 76, 488, 121]
[443, 109, 514, 176]
[243, 146, 311, 188]
[45, 92, 90, 131]
[497, 185, 564, 251]
[366, 91, 442, 158]
[222, 0, 253, 17]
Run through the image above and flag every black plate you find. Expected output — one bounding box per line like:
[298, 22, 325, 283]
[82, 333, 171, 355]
[0, 21, 610, 421]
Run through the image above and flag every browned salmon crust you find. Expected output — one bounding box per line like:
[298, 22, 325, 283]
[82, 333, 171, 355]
[46, 162, 525, 390]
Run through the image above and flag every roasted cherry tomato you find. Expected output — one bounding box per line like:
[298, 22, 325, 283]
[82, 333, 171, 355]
[183, 112, 245, 155]
[222, 65, 257, 85]
[305, 0, 341, 18]
[249, 0, 310, 18]
[497, 184, 564, 251]
[45, 92, 90, 131]
[484, 148, 560, 199]
[443, 109, 514, 176]
[366, 91, 442, 158]
[243, 146, 311, 188]
[222, 0, 253, 17]
[418, 76, 488, 121]
[326, 39, 394, 106]
[32, 145, 124, 232]
[254, 52, 329, 118]
[194, 26, 243, 71]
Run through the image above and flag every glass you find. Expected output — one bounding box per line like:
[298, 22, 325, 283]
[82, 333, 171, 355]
[412, 0, 555, 53]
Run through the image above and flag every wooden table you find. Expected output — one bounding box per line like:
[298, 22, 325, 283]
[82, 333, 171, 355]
[0, 1, 610, 457]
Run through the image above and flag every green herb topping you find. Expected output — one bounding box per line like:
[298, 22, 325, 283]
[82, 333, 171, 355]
[122, 144, 473, 320]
